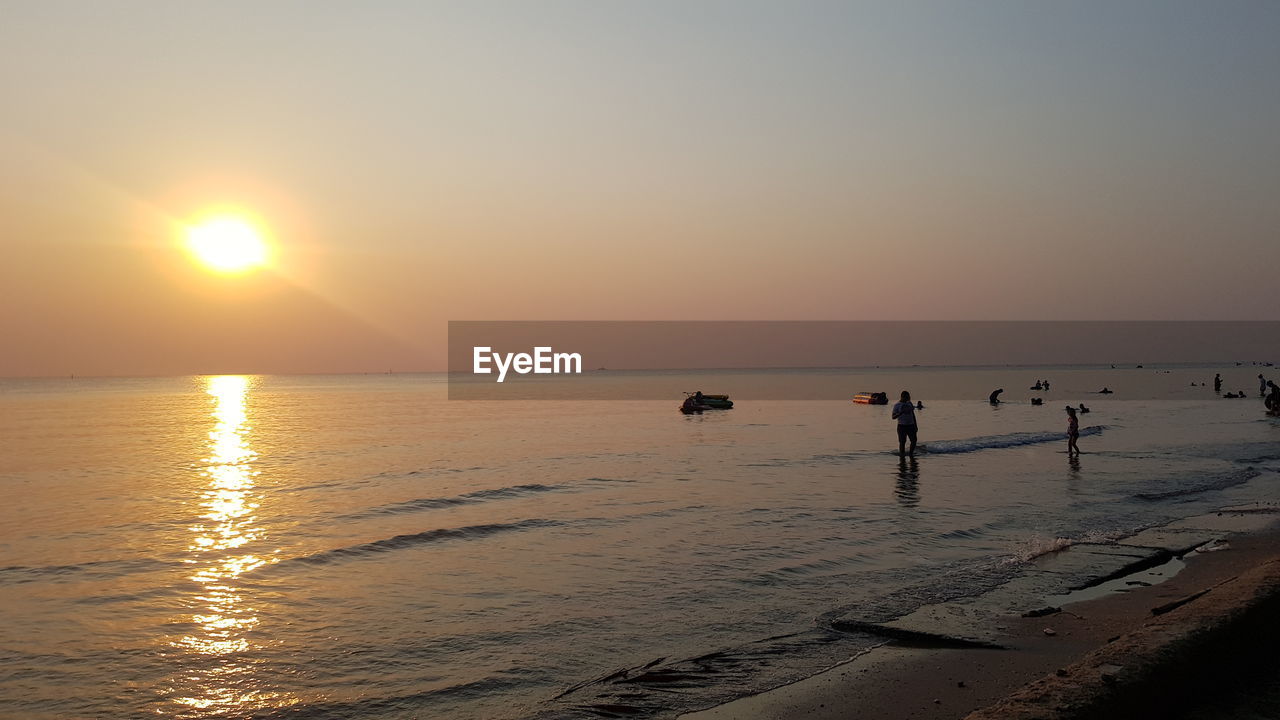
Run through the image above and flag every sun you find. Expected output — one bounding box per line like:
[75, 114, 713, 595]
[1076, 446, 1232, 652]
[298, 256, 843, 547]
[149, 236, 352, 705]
[185, 216, 271, 274]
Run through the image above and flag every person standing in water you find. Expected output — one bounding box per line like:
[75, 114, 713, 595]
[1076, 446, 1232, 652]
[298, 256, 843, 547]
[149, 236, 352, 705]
[892, 390, 918, 457]
[1066, 406, 1080, 456]
[1214, 374, 1222, 392]
[989, 388, 1004, 404]
[1260, 374, 1267, 397]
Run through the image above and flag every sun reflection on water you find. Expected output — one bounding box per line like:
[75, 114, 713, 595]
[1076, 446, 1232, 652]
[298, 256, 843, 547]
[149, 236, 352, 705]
[168, 376, 290, 714]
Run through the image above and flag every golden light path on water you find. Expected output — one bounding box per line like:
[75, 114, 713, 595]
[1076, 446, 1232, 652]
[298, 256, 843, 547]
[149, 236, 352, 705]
[170, 376, 291, 714]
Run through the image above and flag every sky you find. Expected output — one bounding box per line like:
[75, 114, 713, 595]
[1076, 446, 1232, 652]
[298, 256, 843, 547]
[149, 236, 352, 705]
[2, 1, 1278, 376]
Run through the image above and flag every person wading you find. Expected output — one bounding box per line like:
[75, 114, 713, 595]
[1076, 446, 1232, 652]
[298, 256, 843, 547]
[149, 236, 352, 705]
[892, 390, 919, 458]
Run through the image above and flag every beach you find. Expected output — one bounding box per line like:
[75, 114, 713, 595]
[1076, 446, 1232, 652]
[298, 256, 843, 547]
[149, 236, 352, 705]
[1, 366, 1277, 719]
[684, 510, 1280, 720]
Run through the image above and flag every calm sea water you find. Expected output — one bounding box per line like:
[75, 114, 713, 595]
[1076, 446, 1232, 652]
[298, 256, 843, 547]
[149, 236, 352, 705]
[2, 367, 1277, 719]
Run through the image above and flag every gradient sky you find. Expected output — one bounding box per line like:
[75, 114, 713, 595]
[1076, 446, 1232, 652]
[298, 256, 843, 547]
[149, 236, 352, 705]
[2, 1, 1278, 376]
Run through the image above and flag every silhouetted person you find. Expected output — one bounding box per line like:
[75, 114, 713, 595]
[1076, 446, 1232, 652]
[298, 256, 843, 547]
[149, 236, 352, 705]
[1066, 406, 1080, 455]
[915, 400, 924, 410]
[1214, 374, 1222, 392]
[1266, 381, 1279, 412]
[1078, 403, 1090, 413]
[989, 388, 1004, 404]
[892, 390, 918, 457]
[1098, 387, 1113, 394]
[1260, 374, 1267, 397]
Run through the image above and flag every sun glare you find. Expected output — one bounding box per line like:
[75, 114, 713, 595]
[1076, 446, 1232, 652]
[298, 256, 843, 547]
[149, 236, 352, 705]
[185, 217, 270, 274]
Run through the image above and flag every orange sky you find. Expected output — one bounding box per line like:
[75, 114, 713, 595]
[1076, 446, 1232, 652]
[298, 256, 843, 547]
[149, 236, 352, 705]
[2, 3, 1278, 376]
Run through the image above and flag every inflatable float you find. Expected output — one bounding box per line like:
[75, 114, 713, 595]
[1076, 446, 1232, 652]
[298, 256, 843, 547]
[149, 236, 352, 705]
[852, 392, 889, 405]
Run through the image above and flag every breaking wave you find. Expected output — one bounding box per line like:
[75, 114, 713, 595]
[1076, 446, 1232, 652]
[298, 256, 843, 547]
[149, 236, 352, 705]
[1132, 468, 1260, 502]
[267, 519, 564, 570]
[923, 425, 1105, 454]
[336, 483, 565, 521]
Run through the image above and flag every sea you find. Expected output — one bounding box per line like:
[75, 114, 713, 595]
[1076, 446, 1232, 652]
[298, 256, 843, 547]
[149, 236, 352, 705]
[1, 365, 1277, 719]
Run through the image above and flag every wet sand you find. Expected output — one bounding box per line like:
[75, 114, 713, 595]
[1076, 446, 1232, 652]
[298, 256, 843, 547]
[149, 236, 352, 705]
[682, 508, 1280, 720]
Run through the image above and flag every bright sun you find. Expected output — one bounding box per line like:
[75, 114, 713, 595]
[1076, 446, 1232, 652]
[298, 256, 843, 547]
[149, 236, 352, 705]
[185, 216, 270, 273]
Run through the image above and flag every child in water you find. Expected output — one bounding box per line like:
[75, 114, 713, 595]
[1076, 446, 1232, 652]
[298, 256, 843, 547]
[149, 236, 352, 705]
[1065, 406, 1080, 456]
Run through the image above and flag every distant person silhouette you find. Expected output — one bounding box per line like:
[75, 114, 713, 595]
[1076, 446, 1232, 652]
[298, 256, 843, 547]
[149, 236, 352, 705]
[989, 388, 1004, 404]
[1098, 387, 1113, 394]
[1065, 406, 1080, 456]
[1266, 381, 1279, 412]
[915, 401, 924, 410]
[1260, 374, 1267, 397]
[1078, 403, 1090, 413]
[1214, 374, 1222, 392]
[892, 391, 918, 457]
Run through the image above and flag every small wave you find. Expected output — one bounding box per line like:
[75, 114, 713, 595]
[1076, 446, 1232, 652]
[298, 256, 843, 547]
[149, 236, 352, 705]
[768, 427, 1109, 467]
[1010, 536, 1074, 563]
[269, 519, 563, 570]
[0, 557, 169, 587]
[1132, 468, 1260, 502]
[247, 675, 529, 719]
[336, 483, 565, 521]
[544, 630, 876, 720]
[937, 521, 1004, 541]
[924, 425, 1105, 455]
[1005, 526, 1140, 564]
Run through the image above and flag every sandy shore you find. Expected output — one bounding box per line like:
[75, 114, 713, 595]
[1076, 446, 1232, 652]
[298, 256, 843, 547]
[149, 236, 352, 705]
[682, 507, 1280, 720]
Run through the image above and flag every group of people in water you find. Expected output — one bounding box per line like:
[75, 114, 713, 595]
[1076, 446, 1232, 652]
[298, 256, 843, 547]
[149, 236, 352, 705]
[1212, 374, 1280, 410]
[987, 386, 1109, 405]
[890, 372, 1278, 458]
